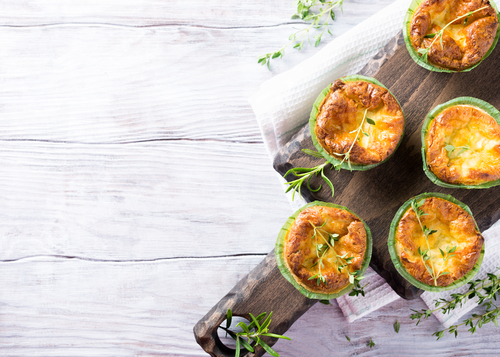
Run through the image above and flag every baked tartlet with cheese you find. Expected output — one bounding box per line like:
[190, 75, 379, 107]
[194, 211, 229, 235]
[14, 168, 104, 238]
[276, 201, 372, 299]
[388, 193, 484, 291]
[422, 97, 500, 189]
[404, 0, 500, 72]
[310, 75, 405, 171]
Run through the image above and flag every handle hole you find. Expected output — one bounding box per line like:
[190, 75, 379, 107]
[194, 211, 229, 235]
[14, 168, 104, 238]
[215, 316, 256, 355]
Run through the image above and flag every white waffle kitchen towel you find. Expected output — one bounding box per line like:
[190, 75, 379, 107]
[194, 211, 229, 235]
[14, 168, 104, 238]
[249, 0, 500, 325]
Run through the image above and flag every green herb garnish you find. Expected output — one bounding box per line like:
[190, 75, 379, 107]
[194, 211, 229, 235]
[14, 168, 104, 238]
[445, 138, 474, 159]
[394, 320, 400, 333]
[411, 269, 500, 340]
[367, 338, 375, 348]
[412, 198, 451, 286]
[417, 6, 488, 64]
[283, 149, 334, 201]
[307, 220, 366, 295]
[258, 0, 345, 69]
[219, 309, 291, 357]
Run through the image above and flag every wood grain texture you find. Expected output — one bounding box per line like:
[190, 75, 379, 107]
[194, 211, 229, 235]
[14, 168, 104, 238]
[2, 255, 488, 357]
[0, 0, 396, 27]
[274, 32, 500, 301]
[0, 140, 292, 260]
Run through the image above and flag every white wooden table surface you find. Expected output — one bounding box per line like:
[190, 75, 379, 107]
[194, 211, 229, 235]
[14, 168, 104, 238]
[1, 1, 499, 356]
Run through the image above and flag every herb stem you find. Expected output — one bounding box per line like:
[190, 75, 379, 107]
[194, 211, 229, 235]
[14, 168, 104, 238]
[419, 6, 488, 62]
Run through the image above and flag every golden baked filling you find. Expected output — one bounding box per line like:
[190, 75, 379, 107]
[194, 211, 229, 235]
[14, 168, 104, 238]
[395, 197, 483, 287]
[283, 205, 367, 294]
[426, 105, 500, 185]
[410, 0, 499, 70]
[314, 79, 404, 166]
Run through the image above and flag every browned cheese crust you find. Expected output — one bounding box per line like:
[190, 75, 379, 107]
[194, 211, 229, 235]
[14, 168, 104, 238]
[314, 80, 404, 166]
[410, 0, 498, 70]
[395, 197, 483, 287]
[426, 105, 500, 185]
[283, 206, 367, 294]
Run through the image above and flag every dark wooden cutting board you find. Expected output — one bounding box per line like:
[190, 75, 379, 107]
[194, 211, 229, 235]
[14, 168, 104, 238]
[194, 32, 500, 357]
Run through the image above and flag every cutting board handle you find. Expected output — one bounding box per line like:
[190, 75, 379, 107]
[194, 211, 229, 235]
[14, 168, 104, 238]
[193, 250, 317, 357]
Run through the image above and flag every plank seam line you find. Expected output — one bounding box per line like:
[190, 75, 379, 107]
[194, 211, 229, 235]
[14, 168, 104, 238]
[0, 22, 301, 30]
[0, 138, 263, 145]
[0, 253, 268, 263]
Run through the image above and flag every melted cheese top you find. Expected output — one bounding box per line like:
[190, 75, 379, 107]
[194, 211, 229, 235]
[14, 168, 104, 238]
[395, 197, 483, 287]
[283, 206, 367, 294]
[428, 4, 468, 49]
[426, 105, 500, 185]
[409, 0, 499, 70]
[315, 79, 404, 166]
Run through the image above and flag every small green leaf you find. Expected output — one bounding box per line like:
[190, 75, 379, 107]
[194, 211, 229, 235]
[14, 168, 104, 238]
[235, 337, 241, 357]
[346, 335, 351, 341]
[445, 144, 455, 152]
[236, 321, 250, 334]
[226, 309, 232, 330]
[302, 148, 325, 158]
[367, 338, 375, 348]
[319, 299, 331, 305]
[366, 118, 376, 126]
[239, 338, 254, 352]
[259, 339, 279, 357]
[271, 52, 281, 59]
[425, 33, 437, 38]
[394, 320, 400, 333]
[315, 36, 321, 47]
[330, 10, 335, 21]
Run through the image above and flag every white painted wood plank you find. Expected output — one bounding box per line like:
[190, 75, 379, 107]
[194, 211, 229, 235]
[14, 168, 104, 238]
[0, 17, 400, 144]
[0, 140, 291, 260]
[1, 256, 498, 356]
[0, 0, 395, 27]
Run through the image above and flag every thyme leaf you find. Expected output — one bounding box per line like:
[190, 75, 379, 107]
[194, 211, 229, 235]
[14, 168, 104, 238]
[394, 320, 400, 333]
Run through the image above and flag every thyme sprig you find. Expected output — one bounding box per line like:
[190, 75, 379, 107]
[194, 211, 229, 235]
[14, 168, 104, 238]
[333, 109, 370, 171]
[258, 0, 344, 69]
[445, 138, 474, 159]
[219, 309, 291, 357]
[412, 198, 452, 286]
[410, 269, 500, 340]
[307, 220, 366, 296]
[283, 149, 334, 200]
[418, 6, 488, 63]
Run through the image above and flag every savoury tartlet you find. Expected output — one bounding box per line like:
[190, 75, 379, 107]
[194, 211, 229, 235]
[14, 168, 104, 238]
[309, 75, 405, 171]
[388, 193, 484, 292]
[422, 97, 500, 189]
[404, 0, 500, 72]
[276, 201, 372, 299]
